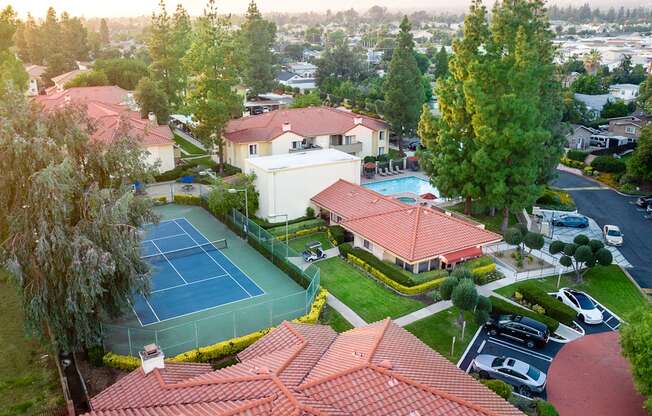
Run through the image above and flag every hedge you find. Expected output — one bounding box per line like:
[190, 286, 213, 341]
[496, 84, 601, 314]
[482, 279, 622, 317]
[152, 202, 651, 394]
[566, 149, 587, 162]
[340, 244, 412, 287]
[489, 296, 560, 332]
[103, 288, 328, 370]
[173, 194, 202, 205]
[471, 263, 496, 277]
[535, 400, 560, 416]
[590, 155, 626, 173]
[560, 157, 585, 169]
[328, 225, 346, 245]
[514, 281, 577, 326]
[346, 252, 446, 295]
[481, 379, 512, 400]
[267, 218, 325, 236]
[253, 214, 318, 230]
[275, 226, 324, 241]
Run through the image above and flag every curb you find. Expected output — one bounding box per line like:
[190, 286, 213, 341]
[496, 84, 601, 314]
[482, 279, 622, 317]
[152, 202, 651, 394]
[556, 167, 641, 198]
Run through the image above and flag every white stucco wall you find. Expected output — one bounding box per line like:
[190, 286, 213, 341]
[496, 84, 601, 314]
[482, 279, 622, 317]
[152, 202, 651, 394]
[245, 155, 361, 222]
[146, 144, 176, 173]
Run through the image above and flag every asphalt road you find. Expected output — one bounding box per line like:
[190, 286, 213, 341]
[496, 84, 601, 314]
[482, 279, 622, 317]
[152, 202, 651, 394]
[550, 171, 652, 289]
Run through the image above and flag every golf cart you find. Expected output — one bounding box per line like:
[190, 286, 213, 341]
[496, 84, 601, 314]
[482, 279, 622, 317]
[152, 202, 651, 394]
[302, 241, 327, 262]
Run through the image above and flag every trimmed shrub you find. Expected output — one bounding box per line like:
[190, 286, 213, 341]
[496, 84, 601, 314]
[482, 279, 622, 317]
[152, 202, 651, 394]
[173, 194, 202, 205]
[328, 225, 346, 245]
[305, 206, 315, 218]
[535, 400, 560, 416]
[516, 281, 576, 325]
[566, 149, 587, 162]
[268, 218, 325, 236]
[560, 157, 585, 169]
[440, 276, 459, 300]
[481, 379, 512, 400]
[591, 155, 626, 173]
[489, 296, 560, 331]
[103, 352, 140, 371]
[343, 245, 412, 287]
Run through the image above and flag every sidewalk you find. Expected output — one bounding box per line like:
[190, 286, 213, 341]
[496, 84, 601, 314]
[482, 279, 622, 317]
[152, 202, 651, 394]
[393, 300, 452, 327]
[326, 294, 367, 328]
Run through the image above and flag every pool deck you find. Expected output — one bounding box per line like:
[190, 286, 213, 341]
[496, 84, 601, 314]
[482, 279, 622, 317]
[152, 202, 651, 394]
[360, 169, 429, 185]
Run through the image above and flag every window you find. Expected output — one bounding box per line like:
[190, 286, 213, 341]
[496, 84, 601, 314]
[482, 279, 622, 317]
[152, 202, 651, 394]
[379, 131, 385, 141]
[625, 126, 636, 134]
[418, 261, 429, 273]
[344, 135, 355, 145]
[330, 212, 342, 223]
[248, 144, 258, 156]
[395, 258, 405, 268]
[291, 140, 301, 149]
[363, 239, 373, 250]
[378, 147, 385, 155]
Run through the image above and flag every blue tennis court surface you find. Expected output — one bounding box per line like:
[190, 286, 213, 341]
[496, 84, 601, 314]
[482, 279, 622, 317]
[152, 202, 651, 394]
[133, 218, 264, 325]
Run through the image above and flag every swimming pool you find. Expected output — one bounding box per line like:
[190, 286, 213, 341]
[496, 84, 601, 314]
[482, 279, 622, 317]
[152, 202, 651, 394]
[363, 176, 440, 197]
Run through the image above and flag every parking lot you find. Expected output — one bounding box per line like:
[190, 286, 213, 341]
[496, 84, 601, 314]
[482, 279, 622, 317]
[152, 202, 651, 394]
[458, 296, 621, 400]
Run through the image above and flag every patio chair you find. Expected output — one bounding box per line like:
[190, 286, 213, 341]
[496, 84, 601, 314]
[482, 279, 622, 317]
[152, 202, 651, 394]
[379, 168, 387, 176]
[392, 165, 402, 174]
[389, 166, 399, 175]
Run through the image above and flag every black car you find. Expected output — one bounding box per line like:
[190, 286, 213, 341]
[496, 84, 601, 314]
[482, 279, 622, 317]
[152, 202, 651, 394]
[485, 314, 550, 349]
[636, 195, 652, 208]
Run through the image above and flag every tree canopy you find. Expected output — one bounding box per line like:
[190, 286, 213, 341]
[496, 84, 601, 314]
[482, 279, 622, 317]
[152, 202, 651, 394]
[134, 77, 170, 124]
[239, 1, 277, 96]
[620, 306, 652, 413]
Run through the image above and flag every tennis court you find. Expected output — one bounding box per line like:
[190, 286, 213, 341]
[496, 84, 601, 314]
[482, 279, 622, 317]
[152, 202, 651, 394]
[134, 218, 264, 325]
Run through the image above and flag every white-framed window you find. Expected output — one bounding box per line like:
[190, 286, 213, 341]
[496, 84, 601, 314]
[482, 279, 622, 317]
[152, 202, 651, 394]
[248, 144, 258, 156]
[378, 146, 385, 155]
[330, 212, 342, 223]
[625, 126, 636, 134]
[344, 135, 355, 145]
[291, 140, 301, 149]
[363, 239, 373, 250]
[379, 131, 385, 141]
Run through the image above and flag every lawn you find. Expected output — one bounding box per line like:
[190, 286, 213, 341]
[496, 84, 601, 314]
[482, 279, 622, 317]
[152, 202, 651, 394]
[448, 203, 518, 235]
[316, 258, 424, 323]
[173, 133, 206, 156]
[319, 305, 354, 333]
[287, 232, 333, 252]
[494, 265, 648, 319]
[405, 307, 480, 364]
[0, 273, 63, 415]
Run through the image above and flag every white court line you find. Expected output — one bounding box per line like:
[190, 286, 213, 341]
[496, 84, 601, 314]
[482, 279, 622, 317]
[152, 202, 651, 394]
[151, 240, 189, 285]
[174, 218, 265, 297]
[151, 273, 229, 294]
[143, 233, 188, 243]
[487, 337, 554, 362]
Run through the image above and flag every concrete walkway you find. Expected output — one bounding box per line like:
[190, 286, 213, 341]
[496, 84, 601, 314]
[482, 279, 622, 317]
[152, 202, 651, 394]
[394, 300, 453, 327]
[174, 128, 207, 151]
[326, 294, 367, 328]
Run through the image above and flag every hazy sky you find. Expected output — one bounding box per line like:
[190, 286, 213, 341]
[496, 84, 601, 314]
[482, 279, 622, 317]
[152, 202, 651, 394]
[2, 0, 648, 18]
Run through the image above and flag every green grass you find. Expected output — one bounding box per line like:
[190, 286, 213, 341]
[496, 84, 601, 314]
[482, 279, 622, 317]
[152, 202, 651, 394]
[0, 274, 63, 415]
[494, 265, 648, 319]
[316, 257, 423, 323]
[405, 307, 480, 364]
[319, 305, 354, 333]
[287, 232, 333, 252]
[448, 203, 518, 235]
[173, 133, 206, 156]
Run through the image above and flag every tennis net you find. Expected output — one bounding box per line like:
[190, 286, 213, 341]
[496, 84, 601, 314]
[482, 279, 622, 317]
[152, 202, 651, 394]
[142, 239, 228, 262]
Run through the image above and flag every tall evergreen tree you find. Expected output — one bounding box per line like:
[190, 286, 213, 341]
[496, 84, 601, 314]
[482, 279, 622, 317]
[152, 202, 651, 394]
[433, 45, 449, 79]
[183, 0, 242, 173]
[240, 1, 277, 96]
[0, 5, 16, 52]
[134, 76, 170, 124]
[383, 16, 424, 149]
[420, 0, 489, 215]
[0, 6, 27, 95]
[0, 85, 157, 352]
[99, 18, 110, 45]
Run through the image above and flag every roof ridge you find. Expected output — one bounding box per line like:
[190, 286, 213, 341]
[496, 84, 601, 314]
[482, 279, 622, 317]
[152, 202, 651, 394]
[153, 367, 271, 390]
[297, 364, 369, 390]
[367, 318, 392, 363]
[408, 206, 422, 260]
[212, 396, 277, 416]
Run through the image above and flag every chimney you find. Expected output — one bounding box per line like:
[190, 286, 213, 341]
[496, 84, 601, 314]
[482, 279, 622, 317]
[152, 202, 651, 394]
[282, 122, 291, 132]
[148, 112, 158, 126]
[353, 117, 363, 125]
[139, 344, 165, 375]
[64, 95, 71, 105]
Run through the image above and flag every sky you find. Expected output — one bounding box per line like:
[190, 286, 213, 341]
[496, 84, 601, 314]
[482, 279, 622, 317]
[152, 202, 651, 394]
[2, 0, 649, 18]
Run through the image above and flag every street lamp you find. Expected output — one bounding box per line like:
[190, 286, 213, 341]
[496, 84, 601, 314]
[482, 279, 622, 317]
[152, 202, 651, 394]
[228, 188, 248, 240]
[269, 213, 289, 257]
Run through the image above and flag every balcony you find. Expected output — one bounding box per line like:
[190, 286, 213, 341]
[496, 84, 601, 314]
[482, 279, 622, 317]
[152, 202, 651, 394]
[331, 141, 362, 154]
[289, 144, 323, 153]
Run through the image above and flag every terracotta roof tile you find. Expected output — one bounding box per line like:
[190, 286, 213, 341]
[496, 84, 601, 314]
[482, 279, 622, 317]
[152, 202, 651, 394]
[224, 107, 387, 143]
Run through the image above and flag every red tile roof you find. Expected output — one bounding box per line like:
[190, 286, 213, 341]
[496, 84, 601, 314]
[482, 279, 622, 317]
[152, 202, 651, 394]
[224, 107, 387, 143]
[34, 86, 173, 147]
[86, 320, 523, 416]
[311, 180, 502, 262]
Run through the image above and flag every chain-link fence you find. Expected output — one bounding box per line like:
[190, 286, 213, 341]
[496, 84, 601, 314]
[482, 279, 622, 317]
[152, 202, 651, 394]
[102, 208, 320, 357]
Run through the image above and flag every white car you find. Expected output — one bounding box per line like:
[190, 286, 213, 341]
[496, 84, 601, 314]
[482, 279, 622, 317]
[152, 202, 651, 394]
[556, 288, 603, 324]
[471, 354, 547, 395]
[603, 225, 623, 246]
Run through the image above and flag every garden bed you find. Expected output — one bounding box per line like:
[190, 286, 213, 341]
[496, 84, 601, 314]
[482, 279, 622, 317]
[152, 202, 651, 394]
[494, 249, 553, 271]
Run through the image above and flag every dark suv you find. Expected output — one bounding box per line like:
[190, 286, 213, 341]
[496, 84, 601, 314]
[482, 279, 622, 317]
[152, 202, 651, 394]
[485, 314, 549, 349]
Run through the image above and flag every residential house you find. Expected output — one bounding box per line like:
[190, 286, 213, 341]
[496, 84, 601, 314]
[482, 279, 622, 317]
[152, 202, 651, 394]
[85, 319, 523, 416]
[607, 115, 649, 139]
[608, 83, 640, 103]
[35, 86, 176, 172]
[222, 107, 389, 170]
[287, 61, 317, 78]
[567, 124, 599, 149]
[574, 93, 611, 117]
[277, 70, 317, 93]
[245, 149, 361, 221]
[48, 68, 90, 93]
[244, 93, 294, 116]
[24, 64, 46, 96]
[311, 180, 502, 272]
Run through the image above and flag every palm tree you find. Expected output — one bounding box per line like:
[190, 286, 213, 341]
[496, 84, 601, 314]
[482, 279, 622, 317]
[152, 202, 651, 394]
[583, 49, 602, 75]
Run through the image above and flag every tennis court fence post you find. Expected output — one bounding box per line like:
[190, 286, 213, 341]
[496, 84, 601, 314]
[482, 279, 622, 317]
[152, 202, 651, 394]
[194, 322, 199, 349]
[127, 328, 133, 357]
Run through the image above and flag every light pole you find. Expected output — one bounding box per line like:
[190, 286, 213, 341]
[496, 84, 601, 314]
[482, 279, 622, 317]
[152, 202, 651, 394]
[228, 188, 248, 240]
[269, 213, 289, 257]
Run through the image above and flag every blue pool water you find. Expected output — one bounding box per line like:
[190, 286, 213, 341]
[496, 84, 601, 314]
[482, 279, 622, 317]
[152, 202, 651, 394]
[363, 176, 440, 197]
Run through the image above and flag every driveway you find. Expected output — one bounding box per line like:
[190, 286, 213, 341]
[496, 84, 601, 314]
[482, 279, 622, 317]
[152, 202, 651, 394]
[551, 171, 652, 289]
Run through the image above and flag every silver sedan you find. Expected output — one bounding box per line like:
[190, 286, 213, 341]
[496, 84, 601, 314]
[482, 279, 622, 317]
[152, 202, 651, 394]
[471, 354, 547, 395]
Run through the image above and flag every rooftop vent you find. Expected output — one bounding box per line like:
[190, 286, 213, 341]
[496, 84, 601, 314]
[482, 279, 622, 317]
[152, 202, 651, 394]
[353, 117, 363, 125]
[139, 344, 164, 375]
[388, 377, 400, 387]
[378, 359, 393, 369]
[353, 351, 366, 359]
[409, 411, 421, 416]
[282, 122, 292, 132]
[250, 366, 271, 375]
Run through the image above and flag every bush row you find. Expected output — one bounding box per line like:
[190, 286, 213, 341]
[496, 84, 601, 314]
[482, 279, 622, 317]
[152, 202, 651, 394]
[102, 288, 328, 370]
[489, 296, 560, 331]
[590, 155, 626, 173]
[274, 226, 325, 241]
[327, 225, 346, 245]
[471, 263, 496, 277]
[340, 243, 414, 287]
[267, 218, 326, 236]
[514, 281, 577, 326]
[252, 214, 318, 229]
[173, 194, 202, 205]
[566, 149, 587, 162]
[560, 157, 585, 170]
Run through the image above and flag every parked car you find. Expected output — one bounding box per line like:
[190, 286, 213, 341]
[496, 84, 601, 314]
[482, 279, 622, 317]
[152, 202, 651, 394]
[555, 288, 603, 324]
[485, 314, 550, 349]
[603, 224, 623, 246]
[636, 195, 652, 208]
[552, 214, 589, 228]
[302, 241, 327, 262]
[472, 354, 547, 395]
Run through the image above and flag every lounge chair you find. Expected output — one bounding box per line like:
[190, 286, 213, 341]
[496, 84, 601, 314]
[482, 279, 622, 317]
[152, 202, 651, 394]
[393, 165, 402, 174]
[379, 168, 387, 176]
[389, 166, 399, 175]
